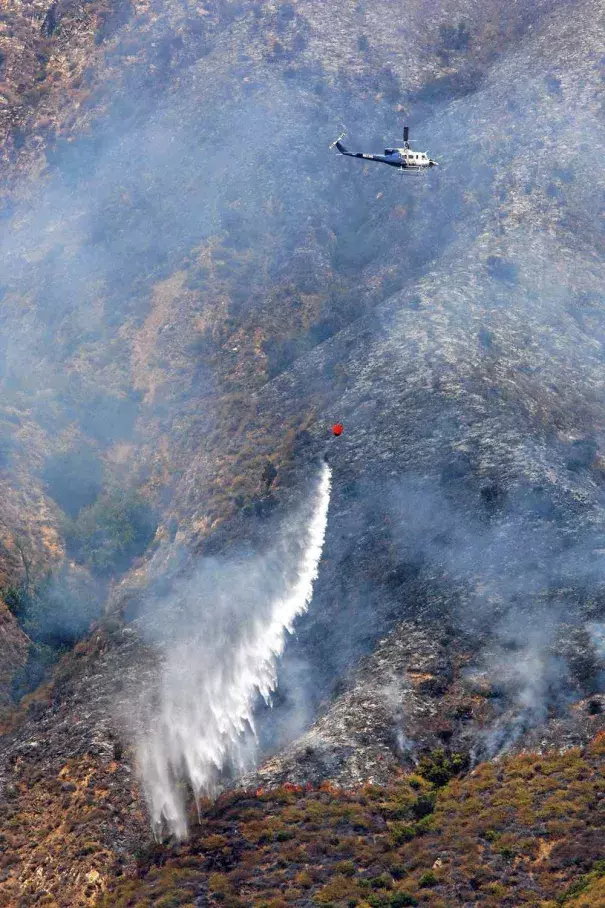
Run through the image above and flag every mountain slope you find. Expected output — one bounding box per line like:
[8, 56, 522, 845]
[0, 0, 603, 904]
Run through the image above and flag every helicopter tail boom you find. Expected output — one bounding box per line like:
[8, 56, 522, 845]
[335, 140, 352, 155]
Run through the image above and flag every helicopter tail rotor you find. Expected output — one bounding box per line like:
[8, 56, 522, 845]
[329, 127, 347, 150]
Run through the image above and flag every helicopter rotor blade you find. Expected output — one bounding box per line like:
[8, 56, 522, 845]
[329, 128, 347, 149]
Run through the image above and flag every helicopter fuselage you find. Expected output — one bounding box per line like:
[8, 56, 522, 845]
[335, 140, 437, 170]
[384, 148, 433, 169]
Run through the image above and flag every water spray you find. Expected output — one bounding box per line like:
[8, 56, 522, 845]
[136, 462, 332, 839]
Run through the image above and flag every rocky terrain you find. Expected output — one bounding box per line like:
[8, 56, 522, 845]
[0, 0, 603, 904]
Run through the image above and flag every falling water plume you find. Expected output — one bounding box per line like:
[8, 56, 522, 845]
[136, 462, 332, 839]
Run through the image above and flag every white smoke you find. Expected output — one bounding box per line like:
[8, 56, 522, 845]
[468, 615, 572, 761]
[135, 462, 332, 840]
[587, 621, 605, 658]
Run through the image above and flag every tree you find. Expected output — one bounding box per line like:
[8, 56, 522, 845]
[66, 489, 157, 576]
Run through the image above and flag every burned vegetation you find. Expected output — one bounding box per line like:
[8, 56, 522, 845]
[100, 735, 605, 908]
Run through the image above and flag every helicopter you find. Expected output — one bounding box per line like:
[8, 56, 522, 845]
[330, 125, 438, 173]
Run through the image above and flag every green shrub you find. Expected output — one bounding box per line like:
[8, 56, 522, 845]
[418, 871, 437, 888]
[415, 815, 437, 835]
[410, 794, 436, 820]
[499, 846, 516, 861]
[335, 861, 356, 877]
[389, 823, 415, 846]
[390, 894, 418, 907]
[370, 874, 393, 890]
[486, 883, 508, 898]
[3, 585, 29, 621]
[366, 894, 390, 908]
[417, 749, 469, 787]
[388, 864, 406, 881]
[65, 488, 157, 576]
[275, 829, 294, 842]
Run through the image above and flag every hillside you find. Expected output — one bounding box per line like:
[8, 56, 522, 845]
[3, 732, 601, 906]
[0, 0, 603, 904]
[99, 734, 605, 908]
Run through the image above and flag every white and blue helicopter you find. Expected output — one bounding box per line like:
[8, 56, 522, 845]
[330, 125, 438, 173]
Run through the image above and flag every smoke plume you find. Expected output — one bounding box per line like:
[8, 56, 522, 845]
[135, 462, 331, 840]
